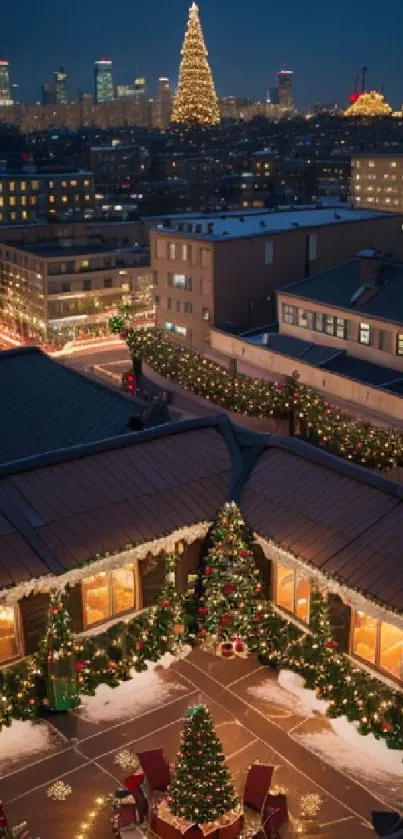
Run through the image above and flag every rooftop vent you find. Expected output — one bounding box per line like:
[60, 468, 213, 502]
[357, 249, 384, 287]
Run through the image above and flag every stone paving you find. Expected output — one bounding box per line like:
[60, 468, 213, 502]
[1, 649, 391, 839]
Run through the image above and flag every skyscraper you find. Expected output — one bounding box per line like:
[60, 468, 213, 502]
[157, 77, 172, 129]
[133, 77, 147, 101]
[0, 60, 12, 106]
[94, 58, 114, 103]
[277, 68, 294, 112]
[171, 2, 220, 126]
[53, 66, 69, 104]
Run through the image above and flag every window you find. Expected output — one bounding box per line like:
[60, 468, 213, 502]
[62, 195, 68, 204]
[169, 242, 176, 260]
[176, 300, 181, 312]
[282, 303, 296, 325]
[184, 301, 193, 314]
[170, 273, 192, 291]
[275, 565, 310, 623]
[359, 322, 370, 345]
[378, 330, 387, 351]
[103, 278, 113, 289]
[62, 282, 71, 293]
[181, 243, 190, 261]
[83, 279, 92, 291]
[48, 181, 54, 189]
[9, 181, 15, 192]
[314, 311, 323, 332]
[70, 179, 78, 186]
[308, 233, 317, 262]
[164, 322, 188, 338]
[202, 308, 210, 321]
[0, 197, 3, 207]
[21, 196, 26, 206]
[298, 309, 314, 329]
[391, 161, 397, 168]
[396, 334, 403, 355]
[201, 248, 211, 268]
[368, 161, 375, 168]
[81, 259, 89, 269]
[49, 195, 55, 204]
[20, 181, 26, 191]
[9, 196, 16, 206]
[0, 605, 19, 662]
[336, 318, 347, 339]
[84, 179, 90, 186]
[353, 611, 403, 680]
[156, 239, 166, 259]
[154, 295, 160, 307]
[264, 242, 274, 265]
[324, 314, 335, 336]
[21, 211, 28, 220]
[82, 564, 136, 628]
[167, 297, 172, 310]
[85, 194, 91, 201]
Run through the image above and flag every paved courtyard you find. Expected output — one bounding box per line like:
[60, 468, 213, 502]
[1, 649, 396, 838]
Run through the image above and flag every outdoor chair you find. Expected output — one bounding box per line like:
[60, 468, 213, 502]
[261, 793, 288, 829]
[372, 812, 403, 837]
[262, 809, 283, 839]
[243, 763, 274, 814]
[219, 815, 244, 839]
[136, 748, 170, 797]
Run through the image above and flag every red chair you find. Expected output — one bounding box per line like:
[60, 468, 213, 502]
[262, 794, 288, 829]
[219, 815, 244, 839]
[243, 764, 274, 814]
[137, 748, 170, 796]
[262, 809, 283, 839]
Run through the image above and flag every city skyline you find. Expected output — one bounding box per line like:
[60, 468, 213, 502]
[1, 0, 403, 108]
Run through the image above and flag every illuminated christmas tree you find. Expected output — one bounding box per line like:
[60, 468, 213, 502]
[172, 2, 220, 126]
[168, 704, 239, 823]
[345, 90, 393, 117]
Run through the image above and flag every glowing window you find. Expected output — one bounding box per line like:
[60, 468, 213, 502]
[295, 578, 310, 622]
[380, 622, 403, 680]
[0, 605, 19, 662]
[353, 611, 377, 664]
[82, 572, 111, 627]
[276, 565, 295, 613]
[61, 195, 68, 204]
[112, 565, 135, 614]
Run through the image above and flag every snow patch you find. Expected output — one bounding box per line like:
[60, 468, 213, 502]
[278, 670, 328, 715]
[329, 716, 403, 775]
[80, 647, 191, 723]
[0, 720, 52, 766]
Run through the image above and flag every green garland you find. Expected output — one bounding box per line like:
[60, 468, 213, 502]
[120, 327, 403, 472]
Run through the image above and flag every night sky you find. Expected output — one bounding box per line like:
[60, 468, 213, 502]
[3, 0, 403, 109]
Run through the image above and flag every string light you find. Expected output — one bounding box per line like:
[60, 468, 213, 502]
[171, 2, 220, 126]
[345, 91, 393, 117]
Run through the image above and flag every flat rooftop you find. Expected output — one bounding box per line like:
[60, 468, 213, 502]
[5, 243, 147, 258]
[152, 207, 396, 241]
[0, 171, 93, 178]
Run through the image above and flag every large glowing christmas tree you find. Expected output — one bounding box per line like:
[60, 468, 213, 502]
[172, 2, 220, 126]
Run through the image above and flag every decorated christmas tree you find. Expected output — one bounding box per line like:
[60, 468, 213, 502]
[45, 590, 79, 711]
[198, 502, 267, 652]
[133, 554, 185, 668]
[168, 704, 239, 823]
[171, 2, 220, 126]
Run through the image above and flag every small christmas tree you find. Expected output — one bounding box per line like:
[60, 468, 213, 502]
[45, 590, 79, 711]
[198, 502, 265, 651]
[172, 2, 220, 126]
[133, 554, 185, 669]
[168, 704, 239, 823]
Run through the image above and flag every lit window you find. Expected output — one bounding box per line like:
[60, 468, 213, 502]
[396, 334, 403, 355]
[368, 161, 375, 168]
[336, 318, 347, 339]
[70, 180, 78, 186]
[202, 308, 210, 321]
[282, 303, 296, 325]
[49, 195, 55, 204]
[21, 196, 26, 206]
[380, 622, 403, 680]
[353, 611, 376, 664]
[84, 179, 90, 186]
[9, 181, 15, 191]
[112, 565, 135, 614]
[81, 259, 89, 269]
[61, 195, 68, 204]
[182, 244, 190, 261]
[82, 572, 110, 626]
[61, 180, 68, 188]
[9, 196, 15, 206]
[156, 239, 166, 259]
[169, 242, 176, 260]
[324, 314, 335, 336]
[85, 194, 90, 201]
[10, 211, 16, 220]
[0, 605, 19, 662]
[21, 211, 28, 220]
[0, 197, 3, 207]
[359, 322, 370, 345]
[184, 301, 193, 314]
[275, 565, 310, 623]
[298, 309, 314, 329]
[391, 161, 397, 168]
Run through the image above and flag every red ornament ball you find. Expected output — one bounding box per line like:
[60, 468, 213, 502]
[382, 722, 393, 732]
[198, 606, 208, 617]
[221, 614, 232, 625]
[76, 661, 85, 671]
[256, 583, 262, 592]
[135, 640, 144, 651]
[233, 639, 245, 653]
[223, 584, 234, 595]
[324, 640, 339, 649]
[161, 599, 171, 608]
[239, 550, 252, 557]
[204, 566, 213, 576]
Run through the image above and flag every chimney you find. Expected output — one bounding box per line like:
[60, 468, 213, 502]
[357, 249, 384, 285]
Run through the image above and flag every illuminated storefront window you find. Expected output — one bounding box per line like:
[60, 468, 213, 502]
[275, 564, 310, 623]
[353, 611, 403, 680]
[82, 565, 137, 627]
[0, 605, 19, 662]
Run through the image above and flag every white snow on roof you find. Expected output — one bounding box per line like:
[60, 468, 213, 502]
[155, 208, 391, 240]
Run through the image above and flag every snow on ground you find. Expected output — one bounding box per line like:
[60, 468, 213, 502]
[0, 720, 52, 768]
[248, 669, 327, 717]
[248, 668, 403, 806]
[80, 647, 191, 723]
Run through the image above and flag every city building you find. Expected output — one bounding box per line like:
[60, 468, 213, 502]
[151, 207, 403, 349]
[0, 171, 94, 224]
[155, 77, 172, 130]
[53, 66, 69, 104]
[94, 58, 114, 104]
[89, 144, 142, 191]
[116, 85, 135, 98]
[0, 60, 12, 106]
[0, 240, 151, 344]
[351, 153, 403, 212]
[41, 83, 52, 106]
[277, 68, 294, 113]
[268, 86, 279, 105]
[0, 404, 402, 690]
[133, 77, 147, 101]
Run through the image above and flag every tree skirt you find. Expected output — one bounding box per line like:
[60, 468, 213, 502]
[152, 798, 244, 837]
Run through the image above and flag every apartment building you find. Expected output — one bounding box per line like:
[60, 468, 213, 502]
[0, 241, 151, 344]
[277, 249, 403, 372]
[0, 171, 95, 224]
[351, 154, 403, 212]
[151, 207, 403, 349]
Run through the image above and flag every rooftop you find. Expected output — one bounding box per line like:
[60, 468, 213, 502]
[0, 171, 93, 178]
[6, 243, 144, 259]
[153, 208, 395, 241]
[279, 257, 403, 325]
[0, 347, 142, 465]
[1, 413, 403, 614]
